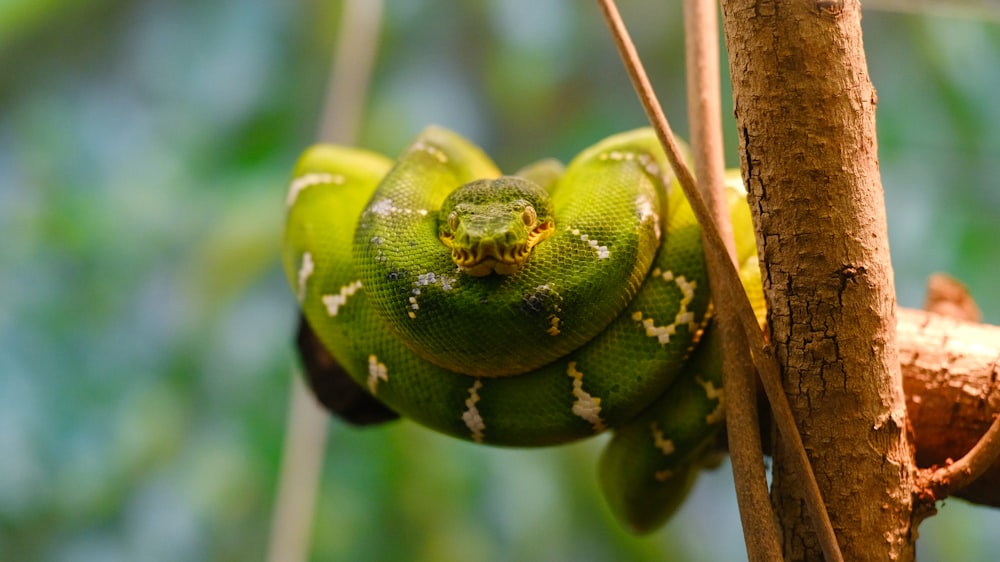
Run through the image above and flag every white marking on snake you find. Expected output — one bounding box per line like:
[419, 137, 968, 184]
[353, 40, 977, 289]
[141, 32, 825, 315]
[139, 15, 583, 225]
[600, 151, 665, 195]
[637, 153, 661, 178]
[696, 376, 726, 425]
[369, 237, 388, 263]
[366, 198, 428, 217]
[412, 141, 449, 164]
[568, 227, 610, 260]
[600, 150, 662, 183]
[650, 422, 676, 455]
[369, 198, 397, 215]
[407, 272, 456, 318]
[635, 193, 660, 238]
[322, 280, 363, 316]
[600, 150, 635, 162]
[367, 355, 388, 394]
[296, 252, 314, 303]
[462, 380, 486, 443]
[286, 172, 343, 208]
[567, 362, 605, 432]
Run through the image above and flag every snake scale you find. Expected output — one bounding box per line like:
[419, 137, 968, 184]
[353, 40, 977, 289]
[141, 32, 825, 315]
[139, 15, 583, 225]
[281, 126, 763, 533]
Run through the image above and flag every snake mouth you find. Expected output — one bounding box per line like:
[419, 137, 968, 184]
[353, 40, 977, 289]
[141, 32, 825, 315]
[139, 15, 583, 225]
[445, 220, 555, 276]
[450, 241, 531, 276]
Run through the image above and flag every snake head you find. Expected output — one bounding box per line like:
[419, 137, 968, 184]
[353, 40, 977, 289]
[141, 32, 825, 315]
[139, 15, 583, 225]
[438, 176, 555, 276]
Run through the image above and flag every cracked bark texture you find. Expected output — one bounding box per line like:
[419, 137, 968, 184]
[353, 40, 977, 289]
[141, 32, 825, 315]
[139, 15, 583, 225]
[721, 1, 916, 560]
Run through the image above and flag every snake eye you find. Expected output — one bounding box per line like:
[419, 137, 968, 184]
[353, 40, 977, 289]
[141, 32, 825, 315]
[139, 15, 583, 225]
[521, 205, 537, 228]
[447, 210, 460, 231]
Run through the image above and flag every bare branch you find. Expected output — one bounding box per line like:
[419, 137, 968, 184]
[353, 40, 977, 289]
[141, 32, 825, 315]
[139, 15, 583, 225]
[268, 2, 384, 561]
[596, 1, 843, 560]
[682, 1, 780, 560]
[921, 412, 1000, 507]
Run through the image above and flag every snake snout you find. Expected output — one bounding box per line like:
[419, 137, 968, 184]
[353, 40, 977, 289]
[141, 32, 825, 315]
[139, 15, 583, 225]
[450, 234, 530, 277]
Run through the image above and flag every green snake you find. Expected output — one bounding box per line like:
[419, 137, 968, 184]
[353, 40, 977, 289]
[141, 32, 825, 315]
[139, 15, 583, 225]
[281, 126, 763, 533]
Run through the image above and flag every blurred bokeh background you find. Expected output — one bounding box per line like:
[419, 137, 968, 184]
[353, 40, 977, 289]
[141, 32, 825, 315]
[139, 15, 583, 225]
[2, 1, 1000, 560]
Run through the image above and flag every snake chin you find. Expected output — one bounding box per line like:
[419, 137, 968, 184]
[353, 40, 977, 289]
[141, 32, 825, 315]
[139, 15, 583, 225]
[450, 241, 530, 276]
[461, 257, 519, 277]
[441, 222, 553, 277]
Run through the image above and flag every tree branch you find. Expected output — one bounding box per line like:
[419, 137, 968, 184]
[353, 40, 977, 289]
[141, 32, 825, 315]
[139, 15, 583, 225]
[898, 306, 1000, 515]
[729, 306, 1000, 511]
[597, 1, 842, 560]
[720, 1, 915, 558]
[268, 2, 384, 561]
[683, 1, 781, 560]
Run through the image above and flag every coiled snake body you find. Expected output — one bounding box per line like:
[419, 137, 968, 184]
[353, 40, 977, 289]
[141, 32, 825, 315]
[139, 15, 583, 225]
[282, 127, 761, 532]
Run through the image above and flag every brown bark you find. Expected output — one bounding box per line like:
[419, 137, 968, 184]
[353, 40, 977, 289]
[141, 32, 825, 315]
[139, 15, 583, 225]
[747, 308, 1000, 506]
[720, 1, 915, 560]
[683, 0, 782, 558]
[898, 308, 1000, 507]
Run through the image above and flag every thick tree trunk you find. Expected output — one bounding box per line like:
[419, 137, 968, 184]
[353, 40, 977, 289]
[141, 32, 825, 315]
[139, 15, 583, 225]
[720, 1, 916, 559]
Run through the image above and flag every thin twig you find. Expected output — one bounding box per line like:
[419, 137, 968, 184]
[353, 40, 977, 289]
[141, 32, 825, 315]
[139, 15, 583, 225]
[317, 0, 385, 145]
[681, 1, 781, 560]
[924, 412, 1000, 499]
[917, 274, 1000, 499]
[267, 2, 384, 561]
[595, 2, 843, 560]
[267, 376, 332, 562]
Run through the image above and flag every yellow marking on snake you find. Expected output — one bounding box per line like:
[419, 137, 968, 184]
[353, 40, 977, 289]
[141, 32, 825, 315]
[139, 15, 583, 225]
[631, 269, 699, 344]
[631, 310, 679, 345]
[462, 380, 486, 443]
[696, 376, 726, 425]
[669, 273, 699, 330]
[547, 314, 561, 336]
[322, 280, 363, 316]
[650, 422, 676, 455]
[367, 355, 388, 394]
[654, 469, 675, 482]
[567, 362, 605, 432]
[286, 172, 343, 208]
[296, 252, 314, 303]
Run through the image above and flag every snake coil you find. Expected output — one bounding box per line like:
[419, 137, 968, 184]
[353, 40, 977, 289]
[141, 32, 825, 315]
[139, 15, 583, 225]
[282, 127, 761, 532]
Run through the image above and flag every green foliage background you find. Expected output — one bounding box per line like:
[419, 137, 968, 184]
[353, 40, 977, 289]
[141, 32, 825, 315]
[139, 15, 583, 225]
[1, 1, 999, 560]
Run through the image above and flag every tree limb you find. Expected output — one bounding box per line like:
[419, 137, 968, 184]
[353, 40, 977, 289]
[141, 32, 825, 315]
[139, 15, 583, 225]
[898, 307, 1000, 514]
[720, 1, 915, 559]
[683, 1, 781, 560]
[598, 1, 842, 560]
